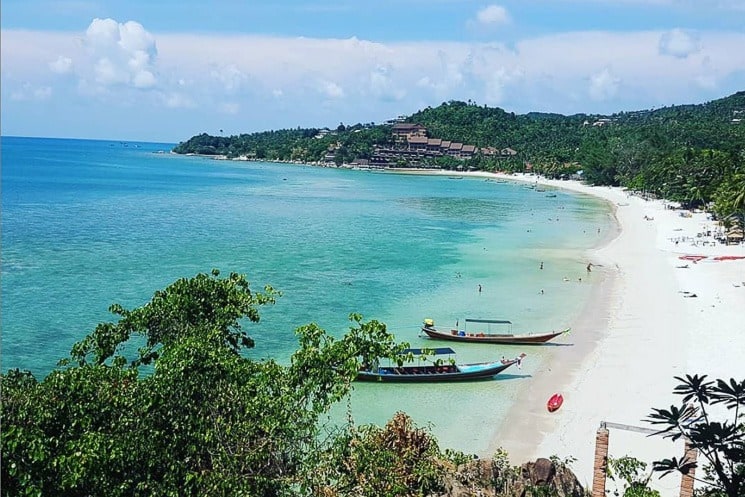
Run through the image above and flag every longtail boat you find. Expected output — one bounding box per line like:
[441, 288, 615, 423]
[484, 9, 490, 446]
[421, 318, 569, 345]
[356, 347, 525, 383]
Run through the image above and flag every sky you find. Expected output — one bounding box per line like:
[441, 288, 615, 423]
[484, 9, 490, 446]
[2, 0, 745, 143]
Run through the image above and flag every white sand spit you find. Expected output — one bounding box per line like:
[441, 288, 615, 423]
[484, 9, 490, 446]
[405, 169, 745, 496]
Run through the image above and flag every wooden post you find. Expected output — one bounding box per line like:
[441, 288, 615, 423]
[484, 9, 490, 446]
[679, 440, 698, 497]
[592, 426, 610, 497]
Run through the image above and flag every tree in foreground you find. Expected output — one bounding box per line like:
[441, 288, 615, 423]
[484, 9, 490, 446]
[305, 411, 461, 497]
[3, 269, 595, 496]
[1, 270, 408, 496]
[646, 374, 745, 497]
[606, 455, 660, 497]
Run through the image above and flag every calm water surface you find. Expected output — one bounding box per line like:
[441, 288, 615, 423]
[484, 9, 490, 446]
[1, 136, 614, 453]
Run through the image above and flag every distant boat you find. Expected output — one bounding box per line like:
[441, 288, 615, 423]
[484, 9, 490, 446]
[547, 393, 564, 412]
[421, 318, 569, 345]
[356, 347, 525, 383]
[545, 193, 557, 198]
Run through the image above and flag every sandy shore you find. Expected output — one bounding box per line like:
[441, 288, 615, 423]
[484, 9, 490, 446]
[480, 172, 745, 494]
[402, 169, 744, 495]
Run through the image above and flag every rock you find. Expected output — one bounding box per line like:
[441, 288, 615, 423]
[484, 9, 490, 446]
[512, 458, 587, 497]
[435, 457, 587, 497]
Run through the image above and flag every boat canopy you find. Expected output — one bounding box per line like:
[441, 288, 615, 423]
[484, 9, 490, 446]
[464, 318, 513, 333]
[400, 347, 455, 356]
[464, 319, 512, 325]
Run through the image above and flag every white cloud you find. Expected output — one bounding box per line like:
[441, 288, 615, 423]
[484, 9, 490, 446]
[132, 69, 156, 88]
[589, 68, 621, 101]
[694, 74, 718, 90]
[210, 64, 248, 92]
[369, 65, 406, 101]
[163, 92, 195, 109]
[476, 5, 511, 26]
[319, 80, 345, 99]
[49, 56, 73, 74]
[93, 57, 127, 85]
[483, 66, 525, 105]
[138, 30, 745, 115]
[659, 29, 700, 58]
[3, 24, 745, 139]
[83, 18, 158, 89]
[10, 82, 52, 101]
[415, 49, 468, 97]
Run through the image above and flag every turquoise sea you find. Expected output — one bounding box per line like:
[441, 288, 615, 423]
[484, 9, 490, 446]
[1, 136, 614, 454]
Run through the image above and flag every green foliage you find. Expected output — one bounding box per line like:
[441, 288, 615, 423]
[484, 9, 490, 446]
[647, 375, 745, 497]
[1, 271, 408, 496]
[607, 456, 661, 497]
[712, 171, 745, 224]
[173, 93, 745, 220]
[173, 125, 392, 164]
[491, 447, 523, 495]
[67, 269, 279, 367]
[304, 412, 463, 497]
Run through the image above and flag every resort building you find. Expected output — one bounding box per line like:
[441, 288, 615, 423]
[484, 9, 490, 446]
[369, 122, 518, 168]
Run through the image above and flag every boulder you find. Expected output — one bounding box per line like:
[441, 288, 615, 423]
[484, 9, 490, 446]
[436, 457, 587, 497]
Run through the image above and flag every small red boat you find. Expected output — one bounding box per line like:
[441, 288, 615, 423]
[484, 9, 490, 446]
[679, 255, 707, 262]
[547, 393, 563, 412]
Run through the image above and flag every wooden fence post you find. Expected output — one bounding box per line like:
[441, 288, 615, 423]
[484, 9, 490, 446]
[592, 425, 610, 497]
[679, 439, 698, 497]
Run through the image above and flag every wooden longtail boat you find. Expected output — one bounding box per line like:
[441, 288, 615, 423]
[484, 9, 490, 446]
[421, 318, 569, 345]
[356, 347, 526, 383]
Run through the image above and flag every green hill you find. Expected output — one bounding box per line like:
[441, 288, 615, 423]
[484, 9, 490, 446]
[173, 92, 745, 219]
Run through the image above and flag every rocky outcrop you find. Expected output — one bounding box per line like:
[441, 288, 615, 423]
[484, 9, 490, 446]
[511, 458, 588, 497]
[437, 457, 588, 497]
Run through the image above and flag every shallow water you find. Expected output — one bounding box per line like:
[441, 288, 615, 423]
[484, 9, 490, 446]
[1, 136, 614, 453]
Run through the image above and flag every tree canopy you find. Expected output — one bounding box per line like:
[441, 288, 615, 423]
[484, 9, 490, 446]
[647, 374, 745, 497]
[173, 92, 745, 221]
[1, 270, 412, 496]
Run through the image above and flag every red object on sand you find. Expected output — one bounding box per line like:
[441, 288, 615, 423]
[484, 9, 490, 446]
[679, 255, 707, 261]
[547, 393, 563, 412]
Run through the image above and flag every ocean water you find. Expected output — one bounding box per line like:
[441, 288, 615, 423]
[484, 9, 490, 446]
[1, 136, 614, 454]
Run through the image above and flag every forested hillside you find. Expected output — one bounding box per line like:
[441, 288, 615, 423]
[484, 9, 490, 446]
[173, 92, 745, 221]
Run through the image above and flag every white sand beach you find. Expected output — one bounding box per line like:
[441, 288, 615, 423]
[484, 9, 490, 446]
[479, 173, 745, 494]
[391, 168, 744, 494]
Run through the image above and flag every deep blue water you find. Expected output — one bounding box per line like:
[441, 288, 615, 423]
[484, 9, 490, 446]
[1, 136, 614, 452]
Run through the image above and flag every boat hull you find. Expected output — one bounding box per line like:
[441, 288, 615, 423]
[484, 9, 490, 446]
[422, 326, 568, 345]
[547, 393, 564, 412]
[356, 359, 519, 383]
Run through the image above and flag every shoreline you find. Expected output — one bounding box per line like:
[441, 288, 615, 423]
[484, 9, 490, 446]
[173, 156, 741, 492]
[393, 169, 745, 494]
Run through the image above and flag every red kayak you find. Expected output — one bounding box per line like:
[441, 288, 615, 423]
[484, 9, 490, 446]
[547, 393, 563, 412]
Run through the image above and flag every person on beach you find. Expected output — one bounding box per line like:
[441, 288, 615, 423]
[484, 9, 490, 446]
[586, 263, 592, 273]
[478, 284, 482, 293]
[540, 262, 544, 270]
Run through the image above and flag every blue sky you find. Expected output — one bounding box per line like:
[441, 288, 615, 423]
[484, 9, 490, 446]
[2, 0, 744, 142]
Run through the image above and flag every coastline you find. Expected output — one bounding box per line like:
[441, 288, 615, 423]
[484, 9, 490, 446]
[394, 169, 745, 493]
[159, 155, 742, 491]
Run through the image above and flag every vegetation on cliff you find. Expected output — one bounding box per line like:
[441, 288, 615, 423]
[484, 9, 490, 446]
[173, 92, 745, 222]
[2, 271, 743, 495]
